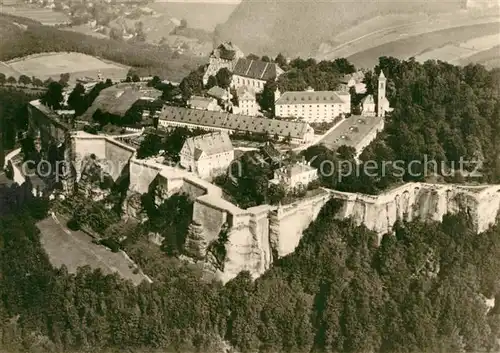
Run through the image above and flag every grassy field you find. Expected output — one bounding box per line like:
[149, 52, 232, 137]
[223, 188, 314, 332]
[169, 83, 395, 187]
[416, 33, 500, 64]
[6, 52, 130, 82]
[0, 5, 70, 26]
[0, 61, 21, 78]
[459, 45, 500, 67]
[150, 1, 237, 31]
[347, 21, 500, 69]
[37, 215, 150, 286]
[317, 11, 500, 62]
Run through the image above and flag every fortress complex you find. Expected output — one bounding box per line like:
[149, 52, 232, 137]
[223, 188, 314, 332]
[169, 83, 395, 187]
[67, 132, 500, 284]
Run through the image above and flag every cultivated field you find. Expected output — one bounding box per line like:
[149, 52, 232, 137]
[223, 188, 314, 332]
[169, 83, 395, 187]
[37, 215, 150, 286]
[0, 61, 21, 78]
[0, 6, 70, 26]
[317, 10, 500, 64]
[346, 21, 500, 69]
[416, 33, 500, 64]
[5, 52, 130, 82]
[150, 1, 237, 31]
[460, 45, 500, 67]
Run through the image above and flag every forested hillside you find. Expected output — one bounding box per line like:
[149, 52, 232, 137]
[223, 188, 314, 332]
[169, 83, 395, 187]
[356, 57, 500, 190]
[215, 0, 463, 56]
[0, 14, 204, 80]
[0, 197, 499, 352]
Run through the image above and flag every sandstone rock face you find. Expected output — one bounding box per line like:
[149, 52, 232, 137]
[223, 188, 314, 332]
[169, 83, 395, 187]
[330, 183, 500, 240]
[270, 192, 331, 258]
[71, 135, 500, 284]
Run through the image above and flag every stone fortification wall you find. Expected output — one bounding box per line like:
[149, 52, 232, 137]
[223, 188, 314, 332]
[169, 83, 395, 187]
[329, 182, 500, 239]
[270, 191, 332, 258]
[72, 134, 135, 182]
[71, 134, 500, 284]
[4, 148, 25, 186]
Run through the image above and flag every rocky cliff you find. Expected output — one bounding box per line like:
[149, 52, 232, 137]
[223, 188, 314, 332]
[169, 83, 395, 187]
[330, 182, 500, 238]
[215, 0, 464, 57]
[71, 135, 500, 284]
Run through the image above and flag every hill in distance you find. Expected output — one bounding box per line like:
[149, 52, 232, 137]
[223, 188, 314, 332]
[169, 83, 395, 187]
[215, 0, 466, 57]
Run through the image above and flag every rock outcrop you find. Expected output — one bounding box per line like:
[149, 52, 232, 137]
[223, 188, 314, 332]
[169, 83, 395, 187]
[329, 182, 500, 238]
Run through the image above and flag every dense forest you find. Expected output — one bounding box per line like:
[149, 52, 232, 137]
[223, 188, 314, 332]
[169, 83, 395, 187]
[0, 87, 40, 151]
[288, 58, 500, 194]
[0, 195, 499, 353]
[0, 14, 203, 81]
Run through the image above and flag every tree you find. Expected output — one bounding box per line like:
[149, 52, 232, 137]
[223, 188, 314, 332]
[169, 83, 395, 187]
[206, 75, 217, 90]
[41, 81, 64, 110]
[0, 73, 6, 85]
[59, 73, 70, 87]
[67, 83, 86, 115]
[179, 18, 188, 29]
[247, 53, 260, 60]
[275, 53, 287, 67]
[18, 75, 31, 86]
[261, 55, 271, 62]
[6, 76, 16, 85]
[215, 68, 232, 89]
[137, 133, 163, 159]
[132, 74, 140, 83]
[32, 78, 43, 87]
[333, 58, 356, 74]
[268, 182, 287, 205]
[148, 75, 161, 87]
[257, 80, 277, 115]
[125, 76, 132, 83]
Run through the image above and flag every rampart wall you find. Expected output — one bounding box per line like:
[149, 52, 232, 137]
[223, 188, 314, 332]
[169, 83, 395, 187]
[328, 182, 500, 238]
[4, 148, 25, 186]
[70, 134, 500, 283]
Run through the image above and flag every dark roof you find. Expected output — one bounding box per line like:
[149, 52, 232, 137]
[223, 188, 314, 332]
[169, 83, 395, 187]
[184, 132, 233, 160]
[207, 86, 229, 100]
[260, 142, 282, 161]
[160, 106, 312, 140]
[320, 115, 384, 150]
[233, 58, 282, 81]
[275, 91, 348, 105]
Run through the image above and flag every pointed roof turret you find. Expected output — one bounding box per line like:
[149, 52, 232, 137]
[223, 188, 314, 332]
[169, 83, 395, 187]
[379, 70, 386, 80]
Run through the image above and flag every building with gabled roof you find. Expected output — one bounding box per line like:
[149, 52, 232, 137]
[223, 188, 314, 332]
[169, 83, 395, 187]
[235, 86, 258, 116]
[158, 106, 314, 144]
[207, 86, 231, 101]
[231, 58, 284, 93]
[274, 87, 351, 123]
[203, 42, 244, 86]
[180, 131, 234, 179]
[270, 161, 318, 190]
[188, 96, 221, 112]
[361, 94, 376, 116]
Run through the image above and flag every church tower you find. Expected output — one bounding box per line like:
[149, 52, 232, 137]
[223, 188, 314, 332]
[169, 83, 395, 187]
[377, 70, 387, 118]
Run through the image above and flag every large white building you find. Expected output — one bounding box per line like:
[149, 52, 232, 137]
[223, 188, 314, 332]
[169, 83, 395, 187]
[159, 106, 315, 145]
[270, 161, 318, 190]
[235, 86, 259, 116]
[180, 131, 234, 179]
[274, 87, 351, 123]
[231, 58, 284, 93]
[203, 42, 244, 86]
